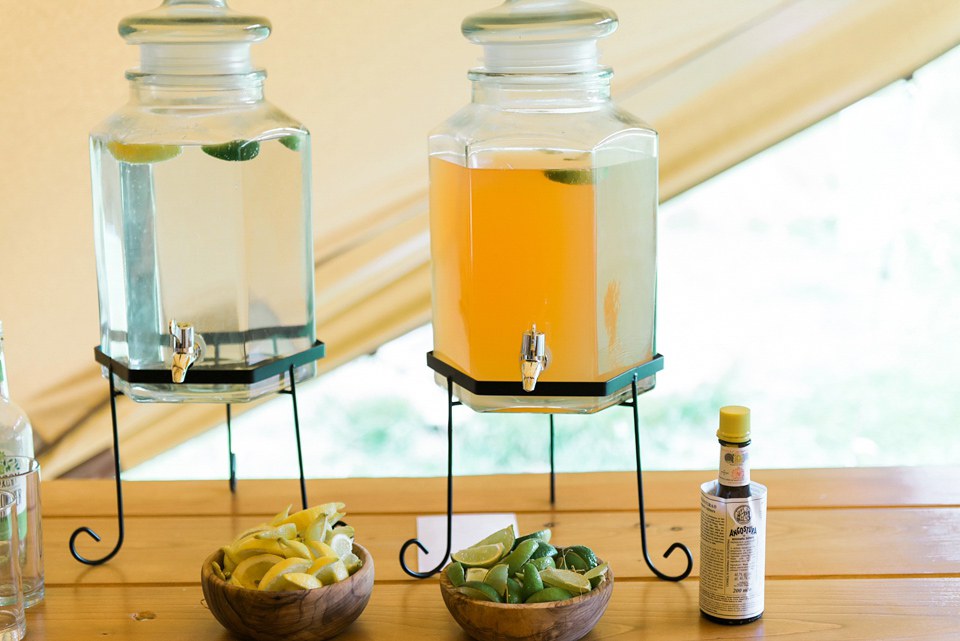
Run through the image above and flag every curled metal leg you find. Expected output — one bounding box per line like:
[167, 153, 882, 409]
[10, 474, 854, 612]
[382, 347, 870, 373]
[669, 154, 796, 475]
[630, 375, 693, 581]
[400, 378, 455, 578]
[70, 366, 125, 565]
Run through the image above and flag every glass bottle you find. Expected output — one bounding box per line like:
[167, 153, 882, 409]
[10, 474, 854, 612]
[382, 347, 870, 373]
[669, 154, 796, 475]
[0, 322, 35, 459]
[700, 406, 766, 625]
[90, 0, 316, 403]
[429, 0, 658, 413]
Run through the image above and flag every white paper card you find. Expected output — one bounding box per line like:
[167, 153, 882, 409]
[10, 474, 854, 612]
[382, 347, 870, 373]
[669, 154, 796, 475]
[416, 513, 519, 572]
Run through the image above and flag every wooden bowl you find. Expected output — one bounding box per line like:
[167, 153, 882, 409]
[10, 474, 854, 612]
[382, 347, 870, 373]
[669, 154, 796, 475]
[201, 543, 374, 641]
[439, 564, 614, 641]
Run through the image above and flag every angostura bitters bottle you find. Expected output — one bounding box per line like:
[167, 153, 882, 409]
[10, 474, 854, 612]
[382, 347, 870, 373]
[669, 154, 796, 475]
[429, 0, 659, 413]
[700, 406, 767, 625]
[90, 0, 316, 403]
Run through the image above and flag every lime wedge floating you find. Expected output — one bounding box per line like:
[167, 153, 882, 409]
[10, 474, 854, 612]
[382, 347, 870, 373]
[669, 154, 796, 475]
[458, 586, 499, 603]
[525, 587, 574, 603]
[502, 538, 540, 575]
[461, 581, 502, 603]
[512, 529, 551, 551]
[542, 167, 609, 186]
[106, 141, 182, 164]
[469, 525, 515, 560]
[202, 139, 260, 161]
[452, 543, 504, 568]
[539, 567, 591, 595]
[483, 563, 509, 598]
[280, 134, 303, 151]
[282, 572, 322, 590]
[583, 561, 609, 588]
[446, 562, 466, 588]
[314, 560, 350, 585]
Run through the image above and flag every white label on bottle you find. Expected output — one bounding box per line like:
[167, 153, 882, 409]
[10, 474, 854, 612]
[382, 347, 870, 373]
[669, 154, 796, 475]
[699, 480, 767, 621]
[718, 444, 750, 487]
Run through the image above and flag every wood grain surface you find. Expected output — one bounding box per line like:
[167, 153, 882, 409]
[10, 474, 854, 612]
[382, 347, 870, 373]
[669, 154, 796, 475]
[25, 469, 960, 640]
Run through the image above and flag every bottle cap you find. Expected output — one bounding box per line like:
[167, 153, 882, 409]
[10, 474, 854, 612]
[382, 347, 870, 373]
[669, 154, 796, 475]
[716, 406, 751, 443]
[462, 0, 618, 73]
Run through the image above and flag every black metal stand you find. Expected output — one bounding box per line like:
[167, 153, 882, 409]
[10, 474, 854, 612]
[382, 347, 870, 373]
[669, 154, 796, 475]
[69, 341, 325, 566]
[399, 353, 693, 581]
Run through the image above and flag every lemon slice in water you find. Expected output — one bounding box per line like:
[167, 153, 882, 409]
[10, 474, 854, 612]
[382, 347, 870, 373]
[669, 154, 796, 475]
[106, 141, 182, 164]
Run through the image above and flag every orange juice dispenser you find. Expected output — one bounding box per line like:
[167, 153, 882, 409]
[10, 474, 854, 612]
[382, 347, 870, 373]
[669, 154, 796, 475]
[428, 0, 661, 413]
[405, 0, 690, 584]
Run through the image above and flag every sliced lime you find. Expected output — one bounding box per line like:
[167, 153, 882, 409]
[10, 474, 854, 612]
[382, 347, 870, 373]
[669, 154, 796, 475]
[530, 542, 557, 560]
[465, 567, 488, 583]
[529, 555, 556, 572]
[469, 525, 515, 561]
[525, 586, 574, 603]
[512, 529, 551, 551]
[502, 538, 540, 575]
[452, 543, 504, 568]
[539, 567, 591, 595]
[520, 562, 543, 601]
[583, 561, 609, 588]
[202, 139, 260, 161]
[542, 167, 609, 186]
[458, 586, 498, 603]
[462, 581, 501, 603]
[280, 134, 304, 151]
[446, 562, 466, 587]
[483, 563, 509, 598]
[565, 545, 599, 569]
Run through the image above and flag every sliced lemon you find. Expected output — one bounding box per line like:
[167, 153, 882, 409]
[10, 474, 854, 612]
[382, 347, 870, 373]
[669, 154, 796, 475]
[327, 533, 354, 560]
[326, 525, 355, 542]
[281, 502, 346, 533]
[451, 543, 504, 569]
[305, 540, 337, 560]
[281, 572, 322, 590]
[258, 557, 315, 591]
[270, 505, 293, 526]
[303, 515, 331, 544]
[307, 556, 338, 575]
[254, 523, 298, 541]
[539, 567, 591, 595]
[277, 538, 313, 560]
[233, 536, 285, 560]
[314, 560, 349, 586]
[233, 554, 284, 589]
[230, 525, 269, 546]
[342, 552, 363, 575]
[106, 141, 182, 164]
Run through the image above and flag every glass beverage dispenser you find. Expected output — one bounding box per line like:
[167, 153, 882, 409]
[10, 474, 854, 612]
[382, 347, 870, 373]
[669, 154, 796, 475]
[429, 0, 658, 413]
[90, 0, 316, 403]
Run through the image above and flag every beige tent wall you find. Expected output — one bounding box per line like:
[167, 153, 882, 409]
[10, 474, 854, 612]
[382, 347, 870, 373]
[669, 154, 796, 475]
[1, 1, 959, 478]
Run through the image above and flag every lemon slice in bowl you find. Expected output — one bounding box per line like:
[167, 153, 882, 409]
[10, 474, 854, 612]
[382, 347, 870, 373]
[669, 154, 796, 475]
[281, 572, 323, 590]
[327, 533, 354, 560]
[258, 557, 315, 591]
[232, 554, 284, 589]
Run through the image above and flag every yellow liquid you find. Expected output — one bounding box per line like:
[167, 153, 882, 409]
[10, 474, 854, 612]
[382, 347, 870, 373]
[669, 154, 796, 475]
[429, 154, 656, 390]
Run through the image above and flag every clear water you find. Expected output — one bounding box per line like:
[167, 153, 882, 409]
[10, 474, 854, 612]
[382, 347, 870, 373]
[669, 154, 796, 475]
[90, 134, 315, 402]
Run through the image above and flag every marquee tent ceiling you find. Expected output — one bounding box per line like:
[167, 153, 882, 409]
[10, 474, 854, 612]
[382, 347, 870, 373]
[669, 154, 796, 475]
[1, 0, 958, 478]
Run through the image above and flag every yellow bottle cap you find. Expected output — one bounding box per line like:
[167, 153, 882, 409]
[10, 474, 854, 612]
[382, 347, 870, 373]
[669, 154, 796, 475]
[717, 406, 751, 443]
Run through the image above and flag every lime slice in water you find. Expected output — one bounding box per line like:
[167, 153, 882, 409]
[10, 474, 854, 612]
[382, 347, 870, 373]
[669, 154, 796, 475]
[202, 139, 260, 161]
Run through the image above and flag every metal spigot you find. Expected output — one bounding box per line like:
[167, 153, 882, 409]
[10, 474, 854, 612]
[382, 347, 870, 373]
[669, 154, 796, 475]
[520, 324, 549, 392]
[169, 319, 202, 383]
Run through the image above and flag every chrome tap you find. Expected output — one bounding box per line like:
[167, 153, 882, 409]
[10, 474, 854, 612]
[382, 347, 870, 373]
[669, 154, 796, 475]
[520, 324, 549, 392]
[169, 319, 202, 383]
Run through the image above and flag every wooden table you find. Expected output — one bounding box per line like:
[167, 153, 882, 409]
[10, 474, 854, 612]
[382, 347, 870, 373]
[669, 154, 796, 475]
[28, 467, 960, 639]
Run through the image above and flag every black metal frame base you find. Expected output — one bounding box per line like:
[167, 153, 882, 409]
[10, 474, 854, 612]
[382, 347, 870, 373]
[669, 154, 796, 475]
[398, 355, 692, 582]
[69, 342, 325, 566]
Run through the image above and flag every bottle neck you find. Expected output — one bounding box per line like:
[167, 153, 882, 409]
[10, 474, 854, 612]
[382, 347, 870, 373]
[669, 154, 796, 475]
[469, 69, 611, 112]
[126, 70, 265, 107]
[718, 440, 750, 488]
